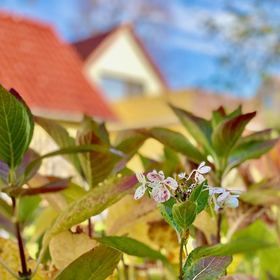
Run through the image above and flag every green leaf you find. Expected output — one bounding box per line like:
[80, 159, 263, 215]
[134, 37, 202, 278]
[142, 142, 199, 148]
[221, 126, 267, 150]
[259, 248, 280, 279]
[139, 154, 161, 171]
[212, 111, 256, 157]
[162, 147, 183, 175]
[18, 196, 41, 224]
[171, 105, 213, 152]
[232, 220, 278, 243]
[96, 235, 167, 262]
[116, 133, 146, 156]
[0, 85, 34, 168]
[158, 198, 181, 234]
[237, 129, 274, 145]
[147, 127, 205, 163]
[43, 172, 137, 245]
[61, 182, 87, 203]
[227, 138, 277, 171]
[76, 117, 121, 187]
[189, 183, 209, 214]
[0, 149, 40, 186]
[114, 133, 147, 171]
[172, 200, 197, 230]
[184, 256, 232, 280]
[241, 188, 280, 206]
[55, 245, 121, 280]
[35, 117, 83, 175]
[24, 144, 111, 180]
[188, 238, 274, 264]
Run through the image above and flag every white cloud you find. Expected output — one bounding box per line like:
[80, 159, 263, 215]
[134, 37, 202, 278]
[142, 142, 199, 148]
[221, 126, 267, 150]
[169, 36, 224, 56]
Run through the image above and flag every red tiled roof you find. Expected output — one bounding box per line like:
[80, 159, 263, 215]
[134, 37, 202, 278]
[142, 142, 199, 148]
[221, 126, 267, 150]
[0, 12, 115, 120]
[72, 25, 168, 88]
[72, 28, 117, 61]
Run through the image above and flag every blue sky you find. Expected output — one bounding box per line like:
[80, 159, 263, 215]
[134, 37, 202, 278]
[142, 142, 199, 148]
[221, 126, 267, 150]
[0, 0, 273, 98]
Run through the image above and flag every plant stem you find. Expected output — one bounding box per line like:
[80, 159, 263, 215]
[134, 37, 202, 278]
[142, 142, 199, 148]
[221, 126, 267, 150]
[88, 217, 92, 238]
[216, 175, 223, 244]
[216, 211, 222, 243]
[12, 197, 31, 279]
[179, 235, 186, 280]
[121, 255, 129, 280]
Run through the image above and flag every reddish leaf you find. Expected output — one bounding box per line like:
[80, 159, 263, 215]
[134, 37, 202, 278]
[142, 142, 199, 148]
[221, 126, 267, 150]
[8, 178, 69, 197]
[212, 112, 256, 156]
[170, 105, 213, 151]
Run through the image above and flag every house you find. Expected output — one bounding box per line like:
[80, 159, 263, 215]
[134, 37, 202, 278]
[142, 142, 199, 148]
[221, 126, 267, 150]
[0, 12, 116, 176]
[73, 25, 168, 101]
[72, 24, 264, 175]
[72, 25, 262, 131]
[0, 12, 114, 121]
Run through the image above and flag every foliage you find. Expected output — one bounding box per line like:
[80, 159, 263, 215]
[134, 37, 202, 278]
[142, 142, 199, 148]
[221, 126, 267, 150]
[0, 84, 279, 280]
[143, 105, 277, 184]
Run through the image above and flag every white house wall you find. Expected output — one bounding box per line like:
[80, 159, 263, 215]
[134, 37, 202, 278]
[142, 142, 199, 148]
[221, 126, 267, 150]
[84, 29, 164, 97]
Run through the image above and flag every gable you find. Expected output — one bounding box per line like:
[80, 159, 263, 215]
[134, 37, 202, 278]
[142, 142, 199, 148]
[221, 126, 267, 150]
[83, 27, 167, 100]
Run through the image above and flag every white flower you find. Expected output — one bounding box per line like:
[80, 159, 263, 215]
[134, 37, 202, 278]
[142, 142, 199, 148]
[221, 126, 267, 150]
[147, 170, 165, 182]
[197, 161, 212, 174]
[134, 173, 148, 200]
[151, 182, 171, 203]
[195, 162, 211, 183]
[163, 177, 178, 190]
[147, 170, 178, 190]
[178, 172, 186, 180]
[134, 170, 178, 203]
[208, 186, 241, 212]
[186, 161, 211, 183]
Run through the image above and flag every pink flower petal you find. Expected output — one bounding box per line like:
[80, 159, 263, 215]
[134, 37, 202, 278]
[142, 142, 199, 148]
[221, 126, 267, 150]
[163, 177, 178, 190]
[147, 170, 165, 182]
[151, 185, 170, 203]
[134, 185, 146, 200]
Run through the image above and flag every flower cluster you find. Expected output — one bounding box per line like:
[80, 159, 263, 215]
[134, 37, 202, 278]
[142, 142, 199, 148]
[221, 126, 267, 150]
[178, 161, 211, 183]
[208, 187, 241, 212]
[134, 170, 178, 203]
[134, 161, 241, 212]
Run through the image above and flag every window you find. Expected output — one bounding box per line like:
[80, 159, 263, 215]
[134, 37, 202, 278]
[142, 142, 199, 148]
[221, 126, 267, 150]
[101, 74, 145, 100]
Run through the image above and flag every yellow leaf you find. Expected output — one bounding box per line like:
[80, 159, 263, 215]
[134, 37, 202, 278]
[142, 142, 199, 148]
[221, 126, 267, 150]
[49, 231, 97, 270]
[193, 211, 217, 244]
[106, 196, 179, 263]
[0, 237, 46, 280]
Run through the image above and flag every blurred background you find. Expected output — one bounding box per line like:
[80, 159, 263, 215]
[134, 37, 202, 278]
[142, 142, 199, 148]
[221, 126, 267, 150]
[1, 2, 280, 279]
[0, 0, 280, 171]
